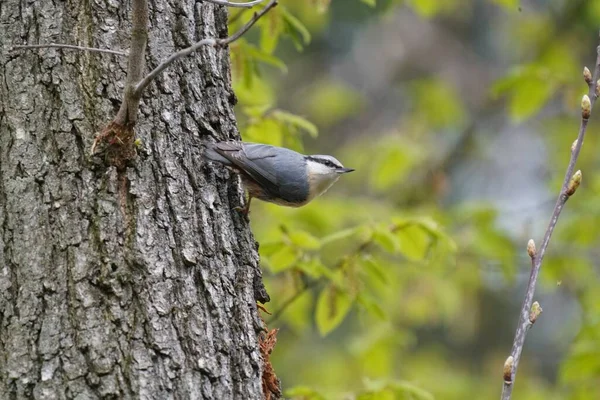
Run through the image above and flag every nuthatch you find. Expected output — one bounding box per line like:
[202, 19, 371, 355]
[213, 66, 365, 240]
[205, 141, 354, 213]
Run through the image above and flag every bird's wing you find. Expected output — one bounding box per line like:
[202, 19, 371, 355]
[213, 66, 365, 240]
[210, 142, 280, 195]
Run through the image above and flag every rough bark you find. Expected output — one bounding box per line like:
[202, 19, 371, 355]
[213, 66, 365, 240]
[0, 1, 270, 398]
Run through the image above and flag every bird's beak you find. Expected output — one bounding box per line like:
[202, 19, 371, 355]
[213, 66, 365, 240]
[337, 167, 355, 174]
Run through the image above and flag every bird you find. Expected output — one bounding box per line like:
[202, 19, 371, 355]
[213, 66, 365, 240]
[204, 141, 354, 213]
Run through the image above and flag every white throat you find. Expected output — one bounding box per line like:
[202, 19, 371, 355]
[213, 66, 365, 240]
[307, 160, 341, 200]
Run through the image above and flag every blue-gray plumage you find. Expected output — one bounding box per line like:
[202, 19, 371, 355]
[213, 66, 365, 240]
[204, 141, 354, 212]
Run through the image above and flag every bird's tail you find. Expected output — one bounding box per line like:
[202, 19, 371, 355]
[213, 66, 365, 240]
[202, 142, 231, 165]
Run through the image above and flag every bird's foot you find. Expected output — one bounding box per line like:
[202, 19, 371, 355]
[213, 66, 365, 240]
[234, 196, 252, 216]
[234, 205, 250, 215]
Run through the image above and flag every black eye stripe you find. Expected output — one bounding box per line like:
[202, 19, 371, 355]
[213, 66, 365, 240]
[308, 156, 341, 169]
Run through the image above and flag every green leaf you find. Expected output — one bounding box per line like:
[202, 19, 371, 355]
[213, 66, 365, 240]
[315, 285, 353, 336]
[232, 73, 274, 106]
[304, 81, 364, 127]
[508, 78, 553, 122]
[410, 78, 466, 129]
[242, 55, 255, 88]
[285, 386, 327, 400]
[296, 257, 327, 279]
[321, 227, 361, 246]
[389, 381, 434, 400]
[372, 227, 399, 254]
[372, 145, 416, 192]
[242, 104, 271, 118]
[259, 241, 284, 257]
[244, 118, 284, 146]
[358, 379, 434, 400]
[259, 11, 282, 54]
[359, 255, 388, 285]
[357, 292, 387, 320]
[408, 0, 444, 17]
[491, 65, 556, 122]
[242, 42, 287, 72]
[361, 0, 376, 6]
[395, 224, 432, 261]
[281, 7, 311, 51]
[271, 110, 318, 137]
[268, 246, 298, 273]
[288, 230, 321, 250]
[390, 217, 456, 261]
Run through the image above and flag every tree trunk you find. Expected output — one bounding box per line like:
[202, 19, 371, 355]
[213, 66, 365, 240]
[0, 1, 270, 398]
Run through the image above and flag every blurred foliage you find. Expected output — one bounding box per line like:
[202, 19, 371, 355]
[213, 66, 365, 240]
[228, 0, 600, 399]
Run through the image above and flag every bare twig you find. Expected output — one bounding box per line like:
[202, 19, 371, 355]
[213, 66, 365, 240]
[501, 37, 600, 400]
[133, 0, 278, 98]
[91, 0, 148, 157]
[10, 43, 127, 56]
[113, 0, 149, 126]
[204, 0, 266, 8]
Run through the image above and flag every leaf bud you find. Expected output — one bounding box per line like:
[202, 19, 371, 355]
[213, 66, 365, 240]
[566, 170, 582, 196]
[529, 301, 543, 323]
[584, 66, 592, 84]
[582, 95, 592, 119]
[503, 356, 514, 384]
[527, 239, 536, 259]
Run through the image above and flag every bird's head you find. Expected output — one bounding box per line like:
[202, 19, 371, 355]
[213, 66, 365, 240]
[305, 154, 354, 198]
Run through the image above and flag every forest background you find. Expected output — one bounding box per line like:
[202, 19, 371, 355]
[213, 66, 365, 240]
[241, 0, 600, 399]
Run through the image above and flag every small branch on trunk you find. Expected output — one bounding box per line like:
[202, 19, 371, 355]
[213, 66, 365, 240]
[91, 0, 148, 160]
[113, 0, 149, 126]
[133, 0, 278, 98]
[88, 0, 275, 164]
[10, 43, 127, 56]
[204, 0, 266, 8]
[500, 36, 600, 400]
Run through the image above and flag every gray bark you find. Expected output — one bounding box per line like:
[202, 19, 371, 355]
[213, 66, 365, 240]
[0, 1, 270, 398]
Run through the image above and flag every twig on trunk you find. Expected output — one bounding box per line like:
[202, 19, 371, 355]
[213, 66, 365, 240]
[500, 36, 600, 400]
[113, 0, 149, 126]
[90, 0, 148, 159]
[133, 0, 278, 98]
[204, 0, 266, 8]
[91, 0, 277, 161]
[10, 43, 127, 56]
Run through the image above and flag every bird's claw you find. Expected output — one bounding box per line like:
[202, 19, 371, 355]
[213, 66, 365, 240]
[235, 196, 252, 216]
[234, 205, 250, 215]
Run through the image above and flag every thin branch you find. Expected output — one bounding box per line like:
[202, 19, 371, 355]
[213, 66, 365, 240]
[10, 43, 127, 56]
[113, 0, 149, 126]
[133, 0, 278, 98]
[267, 279, 320, 324]
[91, 0, 148, 156]
[501, 37, 600, 400]
[204, 0, 266, 8]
